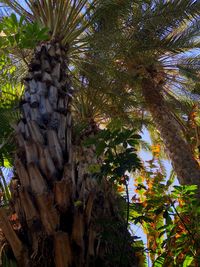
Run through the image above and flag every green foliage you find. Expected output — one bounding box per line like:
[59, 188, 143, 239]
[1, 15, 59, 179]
[0, 0, 95, 56]
[131, 157, 200, 266]
[90, 0, 200, 131]
[83, 124, 142, 183]
[0, 82, 20, 167]
[0, 13, 49, 49]
[0, 108, 18, 167]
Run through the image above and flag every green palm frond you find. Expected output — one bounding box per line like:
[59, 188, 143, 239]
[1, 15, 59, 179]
[1, 0, 95, 49]
[140, 0, 200, 37]
[0, 1, 103, 87]
[89, 0, 200, 113]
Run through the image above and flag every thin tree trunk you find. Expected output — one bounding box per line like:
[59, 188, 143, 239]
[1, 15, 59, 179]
[0, 42, 139, 267]
[142, 78, 200, 189]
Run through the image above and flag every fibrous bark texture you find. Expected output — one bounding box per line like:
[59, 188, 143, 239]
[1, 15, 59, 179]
[0, 42, 139, 267]
[142, 78, 200, 189]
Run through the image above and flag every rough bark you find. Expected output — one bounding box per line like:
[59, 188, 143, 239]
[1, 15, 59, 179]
[142, 78, 200, 189]
[0, 42, 139, 267]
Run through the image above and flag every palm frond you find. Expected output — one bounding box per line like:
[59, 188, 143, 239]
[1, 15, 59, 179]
[1, 0, 95, 49]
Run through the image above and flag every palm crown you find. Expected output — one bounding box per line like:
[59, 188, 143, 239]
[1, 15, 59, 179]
[91, 0, 200, 187]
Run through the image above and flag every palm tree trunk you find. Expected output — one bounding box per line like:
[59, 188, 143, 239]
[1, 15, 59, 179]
[11, 41, 72, 267]
[0, 42, 139, 267]
[142, 78, 200, 189]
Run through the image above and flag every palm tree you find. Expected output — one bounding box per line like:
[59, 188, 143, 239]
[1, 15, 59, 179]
[94, 0, 200, 189]
[0, 1, 141, 266]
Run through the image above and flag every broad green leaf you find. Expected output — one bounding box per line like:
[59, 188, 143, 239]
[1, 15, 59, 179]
[183, 255, 194, 267]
